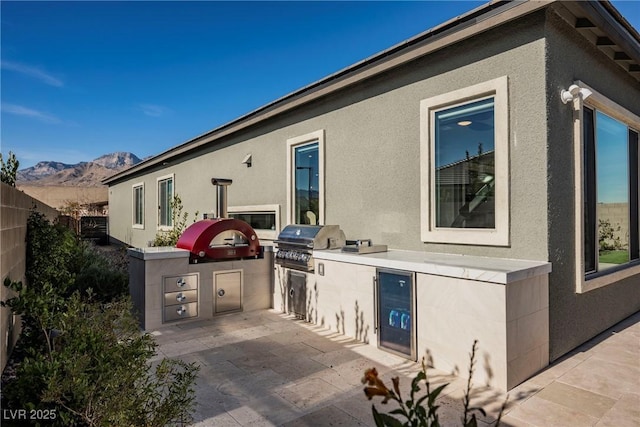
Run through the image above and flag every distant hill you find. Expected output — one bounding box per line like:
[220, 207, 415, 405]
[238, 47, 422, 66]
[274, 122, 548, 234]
[16, 152, 141, 187]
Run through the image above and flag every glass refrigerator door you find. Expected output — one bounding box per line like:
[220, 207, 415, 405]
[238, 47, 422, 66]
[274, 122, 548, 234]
[377, 269, 415, 359]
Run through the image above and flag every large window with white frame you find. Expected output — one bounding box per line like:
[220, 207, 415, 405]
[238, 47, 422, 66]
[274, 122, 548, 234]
[228, 204, 280, 241]
[576, 82, 639, 292]
[286, 130, 324, 225]
[420, 76, 509, 246]
[157, 174, 174, 229]
[132, 182, 144, 229]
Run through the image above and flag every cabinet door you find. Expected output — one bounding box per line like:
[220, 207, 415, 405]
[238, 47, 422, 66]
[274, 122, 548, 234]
[377, 269, 415, 360]
[215, 271, 242, 314]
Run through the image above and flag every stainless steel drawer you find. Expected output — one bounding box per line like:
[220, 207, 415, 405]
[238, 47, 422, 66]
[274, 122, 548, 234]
[164, 302, 198, 322]
[164, 274, 198, 293]
[164, 290, 198, 306]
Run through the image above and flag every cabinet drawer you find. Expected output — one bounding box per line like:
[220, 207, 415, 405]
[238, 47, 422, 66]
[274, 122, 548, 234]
[164, 274, 198, 293]
[164, 290, 198, 306]
[164, 302, 198, 322]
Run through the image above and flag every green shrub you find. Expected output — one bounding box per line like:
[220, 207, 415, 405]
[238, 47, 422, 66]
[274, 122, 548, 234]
[2, 210, 199, 426]
[3, 291, 199, 426]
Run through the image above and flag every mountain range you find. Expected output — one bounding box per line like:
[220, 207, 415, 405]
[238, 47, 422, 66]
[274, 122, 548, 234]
[17, 152, 142, 187]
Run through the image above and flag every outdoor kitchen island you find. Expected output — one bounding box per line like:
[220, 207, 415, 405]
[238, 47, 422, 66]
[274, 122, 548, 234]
[277, 249, 551, 392]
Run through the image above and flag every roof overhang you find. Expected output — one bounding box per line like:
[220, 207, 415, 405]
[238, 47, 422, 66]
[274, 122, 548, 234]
[103, 0, 640, 185]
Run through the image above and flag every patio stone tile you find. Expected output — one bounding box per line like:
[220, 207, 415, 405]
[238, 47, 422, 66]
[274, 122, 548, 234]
[162, 338, 208, 357]
[270, 357, 328, 382]
[534, 381, 616, 418]
[269, 341, 323, 358]
[276, 377, 343, 410]
[595, 392, 640, 427]
[506, 395, 599, 427]
[307, 366, 359, 392]
[310, 347, 363, 368]
[498, 414, 537, 426]
[555, 357, 639, 400]
[191, 412, 242, 426]
[228, 350, 284, 374]
[302, 336, 348, 353]
[269, 330, 319, 346]
[197, 360, 250, 385]
[280, 404, 368, 426]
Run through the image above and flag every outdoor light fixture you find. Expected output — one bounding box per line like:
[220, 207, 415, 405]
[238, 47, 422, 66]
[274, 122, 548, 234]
[241, 153, 252, 167]
[561, 84, 592, 104]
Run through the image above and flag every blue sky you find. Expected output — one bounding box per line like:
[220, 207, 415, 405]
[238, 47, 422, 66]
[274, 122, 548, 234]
[2, 1, 639, 170]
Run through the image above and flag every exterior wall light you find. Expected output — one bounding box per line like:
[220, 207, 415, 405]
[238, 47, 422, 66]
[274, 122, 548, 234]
[561, 84, 593, 104]
[242, 153, 252, 167]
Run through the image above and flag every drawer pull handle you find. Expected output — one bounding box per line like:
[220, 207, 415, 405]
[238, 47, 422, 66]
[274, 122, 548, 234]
[176, 278, 186, 287]
[217, 289, 225, 297]
[176, 306, 187, 316]
[176, 293, 186, 302]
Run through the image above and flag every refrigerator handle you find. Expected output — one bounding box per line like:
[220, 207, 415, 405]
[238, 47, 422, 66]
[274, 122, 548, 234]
[373, 276, 378, 334]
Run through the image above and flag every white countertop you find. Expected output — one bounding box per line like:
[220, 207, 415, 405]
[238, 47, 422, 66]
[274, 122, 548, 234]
[313, 249, 551, 284]
[128, 246, 190, 260]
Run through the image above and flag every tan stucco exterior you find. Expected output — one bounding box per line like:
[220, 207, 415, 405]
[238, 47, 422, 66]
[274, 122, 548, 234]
[107, 3, 640, 363]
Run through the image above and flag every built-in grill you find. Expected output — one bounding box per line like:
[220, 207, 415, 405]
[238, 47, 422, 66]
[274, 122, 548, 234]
[275, 224, 345, 272]
[176, 178, 261, 263]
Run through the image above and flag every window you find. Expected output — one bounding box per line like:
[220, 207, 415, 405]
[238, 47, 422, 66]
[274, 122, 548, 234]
[574, 81, 640, 292]
[228, 204, 280, 240]
[157, 174, 174, 229]
[287, 130, 324, 225]
[420, 76, 509, 246]
[132, 183, 144, 228]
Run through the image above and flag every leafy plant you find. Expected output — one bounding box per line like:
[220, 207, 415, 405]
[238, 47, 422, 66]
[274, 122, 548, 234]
[363, 340, 507, 427]
[152, 194, 199, 247]
[1, 151, 19, 186]
[2, 210, 199, 426]
[3, 290, 199, 426]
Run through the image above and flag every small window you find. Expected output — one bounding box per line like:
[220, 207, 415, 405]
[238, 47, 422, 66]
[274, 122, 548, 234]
[157, 175, 174, 229]
[228, 204, 280, 240]
[132, 183, 144, 228]
[420, 76, 509, 246]
[287, 130, 325, 225]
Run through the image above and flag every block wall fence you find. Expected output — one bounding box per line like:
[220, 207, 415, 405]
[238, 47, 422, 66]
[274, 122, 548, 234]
[1, 182, 59, 370]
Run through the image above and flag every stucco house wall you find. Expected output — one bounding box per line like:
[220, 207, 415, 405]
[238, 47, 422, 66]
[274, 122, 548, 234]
[106, 2, 639, 365]
[544, 8, 640, 361]
[109, 11, 549, 262]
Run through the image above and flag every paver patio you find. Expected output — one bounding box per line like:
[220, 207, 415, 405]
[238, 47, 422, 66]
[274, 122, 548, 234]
[151, 309, 640, 426]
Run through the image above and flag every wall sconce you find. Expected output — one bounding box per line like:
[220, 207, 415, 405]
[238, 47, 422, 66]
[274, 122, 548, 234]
[241, 153, 252, 168]
[561, 84, 592, 104]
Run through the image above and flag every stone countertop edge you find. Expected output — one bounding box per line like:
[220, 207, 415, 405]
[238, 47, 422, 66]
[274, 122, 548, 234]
[127, 247, 190, 260]
[313, 249, 552, 285]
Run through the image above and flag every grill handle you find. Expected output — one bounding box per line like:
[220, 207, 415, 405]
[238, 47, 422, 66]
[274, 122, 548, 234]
[373, 276, 378, 334]
[274, 240, 313, 248]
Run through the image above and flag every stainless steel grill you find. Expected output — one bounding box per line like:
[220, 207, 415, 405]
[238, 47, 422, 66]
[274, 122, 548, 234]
[275, 224, 345, 272]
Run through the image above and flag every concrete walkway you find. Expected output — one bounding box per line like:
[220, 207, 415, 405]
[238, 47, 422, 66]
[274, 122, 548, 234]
[151, 310, 640, 426]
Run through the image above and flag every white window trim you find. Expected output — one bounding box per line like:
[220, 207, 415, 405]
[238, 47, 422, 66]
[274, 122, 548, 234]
[132, 182, 145, 229]
[157, 173, 175, 231]
[420, 76, 510, 246]
[286, 130, 325, 226]
[571, 81, 640, 293]
[228, 204, 280, 241]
